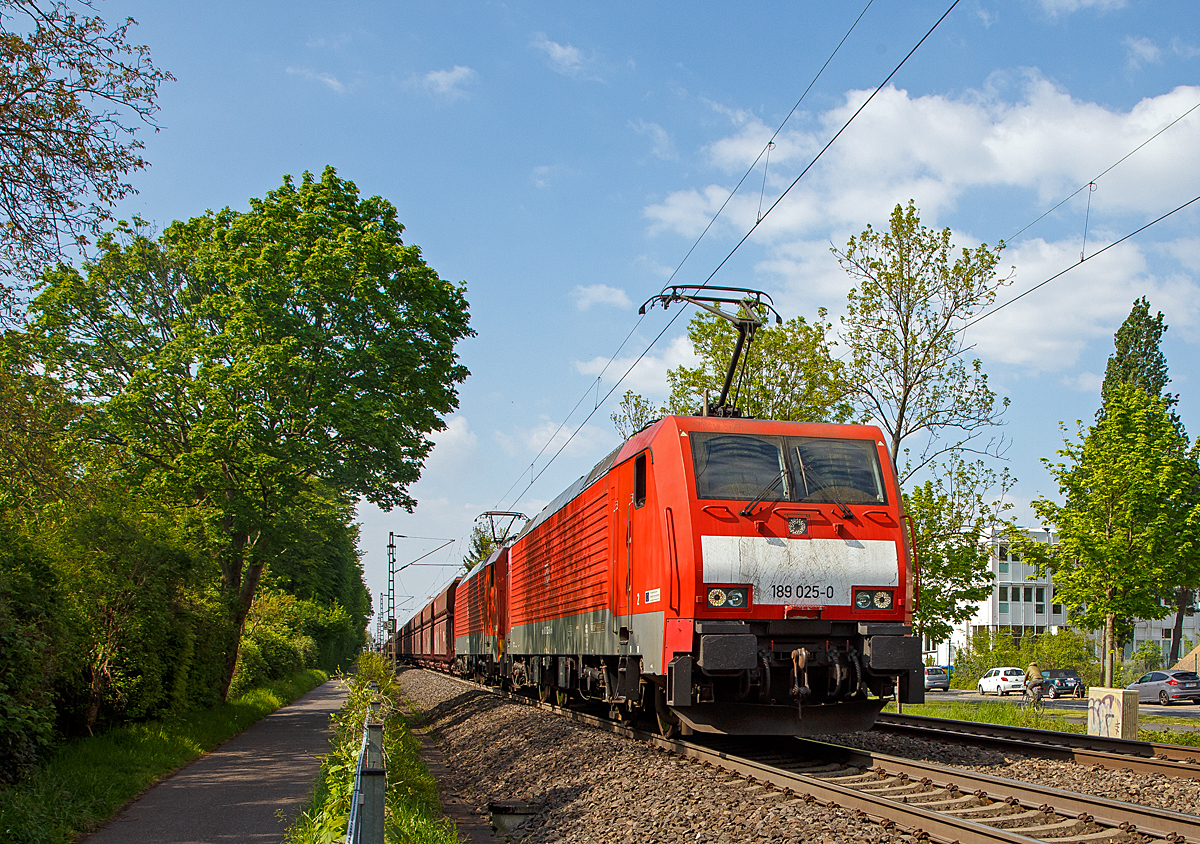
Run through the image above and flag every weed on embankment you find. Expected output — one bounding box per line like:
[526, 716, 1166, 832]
[285, 653, 457, 844]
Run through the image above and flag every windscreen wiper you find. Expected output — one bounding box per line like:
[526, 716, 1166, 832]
[740, 469, 787, 517]
[796, 452, 853, 520]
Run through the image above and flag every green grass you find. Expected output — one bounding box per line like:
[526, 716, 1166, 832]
[285, 654, 457, 844]
[887, 699, 1200, 746]
[0, 668, 328, 844]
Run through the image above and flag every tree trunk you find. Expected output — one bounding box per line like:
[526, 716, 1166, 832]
[1170, 587, 1191, 666]
[1104, 612, 1116, 687]
[217, 529, 266, 701]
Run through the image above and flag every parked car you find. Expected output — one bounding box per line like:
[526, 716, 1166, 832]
[1126, 670, 1200, 705]
[1043, 668, 1085, 699]
[977, 666, 1025, 696]
[924, 666, 949, 691]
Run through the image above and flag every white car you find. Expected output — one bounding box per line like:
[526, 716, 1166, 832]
[977, 667, 1026, 696]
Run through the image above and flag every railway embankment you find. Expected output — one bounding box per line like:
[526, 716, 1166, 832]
[400, 667, 1200, 843]
[399, 669, 913, 844]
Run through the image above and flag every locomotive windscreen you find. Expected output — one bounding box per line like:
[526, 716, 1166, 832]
[793, 438, 887, 505]
[691, 434, 789, 501]
[691, 433, 886, 505]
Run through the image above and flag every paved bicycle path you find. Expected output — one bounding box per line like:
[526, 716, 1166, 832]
[83, 679, 347, 844]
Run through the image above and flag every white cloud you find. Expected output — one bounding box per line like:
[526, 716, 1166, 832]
[1063, 372, 1104, 391]
[574, 334, 699, 398]
[417, 415, 479, 477]
[962, 236, 1200, 372]
[413, 65, 477, 100]
[572, 284, 632, 310]
[285, 66, 345, 93]
[1172, 38, 1200, 59]
[1037, 0, 1126, 14]
[630, 119, 677, 160]
[1124, 36, 1162, 70]
[646, 78, 1200, 241]
[532, 32, 590, 77]
[495, 418, 619, 460]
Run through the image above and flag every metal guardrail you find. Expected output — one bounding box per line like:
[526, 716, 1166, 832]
[345, 708, 386, 844]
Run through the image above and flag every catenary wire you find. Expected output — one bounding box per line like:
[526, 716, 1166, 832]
[1007, 98, 1200, 243]
[660, 0, 875, 289]
[696, 0, 960, 289]
[495, 0, 961, 514]
[487, 1, 875, 514]
[962, 191, 1200, 330]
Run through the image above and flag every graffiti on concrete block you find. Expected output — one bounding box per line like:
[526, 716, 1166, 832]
[1088, 691, 1119, 737]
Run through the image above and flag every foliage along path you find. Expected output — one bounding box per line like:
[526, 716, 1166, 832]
[81, 680, 347, 844]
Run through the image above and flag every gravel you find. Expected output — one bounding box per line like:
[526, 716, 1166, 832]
[397, 668, 1200, 842]
[398, 668, 912, 844]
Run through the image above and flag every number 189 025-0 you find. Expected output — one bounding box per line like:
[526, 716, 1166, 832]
[768, 583, 834, 601]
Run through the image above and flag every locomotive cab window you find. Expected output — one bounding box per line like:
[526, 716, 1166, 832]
[690, 432, 886, 506]
[792, 438, 886, 505]
[691, 434, 788, 501]
[634, 452, 647, 508]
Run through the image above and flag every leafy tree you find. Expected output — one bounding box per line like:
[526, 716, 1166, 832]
[30, 167, 473, 697]
[1101, 297, 1174, 410]
[665, 309, 851, 422]
[462, 523, 497, 572]
[833, 200, 1010, 480]
[1018, 385, 1196, 686]
[904, 456, 1012, 644]
[611, 389, 658, 439]
[0, 1, 171, 294]
[834, 201, 1011, 649]
[1099, 298, 1198, 664]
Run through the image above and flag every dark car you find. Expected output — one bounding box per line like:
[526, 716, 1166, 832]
[1127, 670, 1200, 705]
[1043, 668, 1084, 699]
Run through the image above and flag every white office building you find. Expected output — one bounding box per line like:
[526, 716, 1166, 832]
[923, 527, 1199, 669]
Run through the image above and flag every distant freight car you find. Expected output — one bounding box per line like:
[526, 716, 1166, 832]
[399, 413, 923, 737]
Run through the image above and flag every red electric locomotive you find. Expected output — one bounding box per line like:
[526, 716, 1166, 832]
[449, 411, 922, 735]
[413, 288, 922, 735]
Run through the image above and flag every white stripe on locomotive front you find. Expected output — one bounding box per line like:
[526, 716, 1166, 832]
[700, 536, 899, 605]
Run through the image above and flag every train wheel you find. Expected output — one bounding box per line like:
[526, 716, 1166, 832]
[554, 689, 569, 707]
[654, 684, 679, 738]
[538, 684, 553, 704]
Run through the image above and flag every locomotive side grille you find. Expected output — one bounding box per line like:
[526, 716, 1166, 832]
[509, 481, 609, 626]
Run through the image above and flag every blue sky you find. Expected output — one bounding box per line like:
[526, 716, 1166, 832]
[104, 0, 1200, 627]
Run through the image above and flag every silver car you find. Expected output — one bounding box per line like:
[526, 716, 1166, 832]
[1126, 670, 1200, 705]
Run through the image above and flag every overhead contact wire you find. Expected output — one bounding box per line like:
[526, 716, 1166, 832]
[662, 0, 876, 288]
[698, 0, 961, 289]
[489, 1, 877, 514]
[499, 0, 960, 513]
[963, 191, 1200, 329]
[1007, 98, 1200, 243]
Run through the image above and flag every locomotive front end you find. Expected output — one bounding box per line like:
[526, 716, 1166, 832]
[668, 420, 923, 735]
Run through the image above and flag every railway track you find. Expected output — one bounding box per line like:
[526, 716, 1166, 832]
[463, 680, 1200, 844]
[875, 712, 1200, 780]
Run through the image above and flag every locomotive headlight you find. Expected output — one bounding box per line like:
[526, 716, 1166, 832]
[706, 586, 749, 609]
[873, 591, 893, 609]
[855, 591, 873, 609]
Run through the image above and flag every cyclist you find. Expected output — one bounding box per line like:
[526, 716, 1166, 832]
[1024, 661, 1045, 702]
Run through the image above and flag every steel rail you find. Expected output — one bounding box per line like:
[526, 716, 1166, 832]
[876, 712, 1200, 779]
[404, 670, 1200, 844]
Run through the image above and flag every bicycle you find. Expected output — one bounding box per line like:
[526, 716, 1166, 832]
[1020, 681, 1046, 715]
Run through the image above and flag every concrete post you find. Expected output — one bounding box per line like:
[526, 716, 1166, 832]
[1087, 687, 1138, 739]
